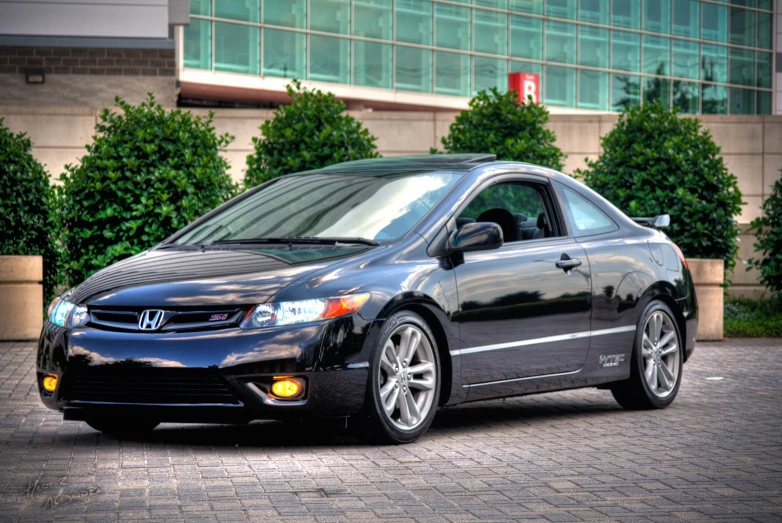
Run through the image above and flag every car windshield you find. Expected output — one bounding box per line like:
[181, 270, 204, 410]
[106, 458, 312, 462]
[173, 171, 464, 245]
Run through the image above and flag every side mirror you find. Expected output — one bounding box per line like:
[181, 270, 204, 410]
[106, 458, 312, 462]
[449, 222, 504, 253]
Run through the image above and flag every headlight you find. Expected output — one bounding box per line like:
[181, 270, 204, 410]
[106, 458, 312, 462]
[47, 298, 90, 328]
[240, 293, 370, 329]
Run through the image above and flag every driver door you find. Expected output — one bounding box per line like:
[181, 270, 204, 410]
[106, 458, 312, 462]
[453, 178, 592, 385]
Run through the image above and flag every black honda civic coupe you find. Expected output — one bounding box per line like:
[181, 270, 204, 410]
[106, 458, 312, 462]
[37, 154, 697, 444]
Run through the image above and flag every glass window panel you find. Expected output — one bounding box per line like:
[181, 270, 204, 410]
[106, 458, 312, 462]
[757, 52, 772, 89]
[612, 74, 640, 110]
[511, 15, 542, 61]
[545, 21, 576, 64]
[578, 70, 609, 111]
[545, 65, 575, 107]
[395, 46, 432, 92]
[579, 26, 608, 68]
[757, 12, 772, 49]
[643, 35, 670, 75]
[474, 10, 508, 56]
[476, 0, 507, 7]
[190, 0, 210, 16]
[474, 56, 508, 95]
[611, 0, 640, 30]
[757, 91, 771, 115]
[644, 77, 670, 107]
[354, 0, 392, 40]
[644, 0, 670, 34]
[701, 44, 728, 84]
[309, 35, 349, 83]
[310, 0, 349, 34]
[729, 0, 753, 7]
[673, 0, 699, 38]
[216, 0, 259, 23]
[184, 19, 211, 70]
[214, 22, 259, 75]
[354, 41, 392, 88]
[702, 3, 727, 42]
[579, 0, 608, 25]
[264, 0, 306, 28]
[436, 4, 470, 51]
[729, 87, 754, 114]
[673, 81, 699, 113]
[702, 84, 727, 114]
[729, 8, 754, 47]
[672, 39, 699, 80]
[263, 29, 306, 79]
[611, 30, 640, 72]
[546, 0, 576, 19]
[729, 48, 754, 86]
[511, 0, 543, 14]
[758, 0, 772, 9]
[396, 0, 432, 46]
[435, 51, 470, 97]
[510, 60, 542, 74]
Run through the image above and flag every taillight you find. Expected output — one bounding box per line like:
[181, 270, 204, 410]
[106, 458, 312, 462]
[671, 243, 689, 270]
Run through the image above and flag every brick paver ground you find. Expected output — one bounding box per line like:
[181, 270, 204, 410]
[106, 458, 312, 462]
[0, 339, 781, 522]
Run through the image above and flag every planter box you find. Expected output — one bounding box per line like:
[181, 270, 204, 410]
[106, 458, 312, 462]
[686, 258, 723, 341]
[0, 256, 43, 341]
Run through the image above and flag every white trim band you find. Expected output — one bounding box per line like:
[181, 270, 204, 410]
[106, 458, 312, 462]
[450, 325, 636, 356]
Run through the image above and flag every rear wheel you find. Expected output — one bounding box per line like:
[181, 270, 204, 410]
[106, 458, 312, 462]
[85, 419, 160, 435]
[353, 311, 440, 444]
[611, 301, 683, 410]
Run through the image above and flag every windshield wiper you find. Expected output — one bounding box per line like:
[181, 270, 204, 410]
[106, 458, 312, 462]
[206, 237, 380, 246]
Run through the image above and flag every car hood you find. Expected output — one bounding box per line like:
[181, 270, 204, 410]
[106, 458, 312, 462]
[69, 245, 370, 307]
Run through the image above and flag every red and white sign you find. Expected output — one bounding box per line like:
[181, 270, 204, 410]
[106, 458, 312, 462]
[508, 72, 540, 104]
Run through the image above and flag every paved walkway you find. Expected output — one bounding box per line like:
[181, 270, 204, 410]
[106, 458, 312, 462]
[0, 339, 781, 522]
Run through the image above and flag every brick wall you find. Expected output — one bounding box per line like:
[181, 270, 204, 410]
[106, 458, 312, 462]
[0, 46, 175, 76]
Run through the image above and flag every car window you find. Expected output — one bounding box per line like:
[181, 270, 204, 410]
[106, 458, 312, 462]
[458, 182, 559, 243]
[560, 186, 618, 237]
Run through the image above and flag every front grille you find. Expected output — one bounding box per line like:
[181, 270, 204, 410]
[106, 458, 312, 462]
[62, 369, 241, 405]
[89, 307, 245, 332]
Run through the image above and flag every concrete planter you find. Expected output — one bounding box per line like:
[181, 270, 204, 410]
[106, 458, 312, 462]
[0, 256, 44, 341]
[686, 258, 724, 341]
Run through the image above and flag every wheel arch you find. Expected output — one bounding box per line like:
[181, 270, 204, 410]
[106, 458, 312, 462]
[641, 282, 689, 362]
[376, 293, 455, 406]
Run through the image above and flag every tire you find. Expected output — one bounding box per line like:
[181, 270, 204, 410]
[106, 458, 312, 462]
[352, 311, 441, 444]
[85, 419, 160, 435]
[611, 300, 683, 410]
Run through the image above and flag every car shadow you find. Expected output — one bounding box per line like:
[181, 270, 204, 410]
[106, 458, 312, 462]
[62, 394, 624, 448]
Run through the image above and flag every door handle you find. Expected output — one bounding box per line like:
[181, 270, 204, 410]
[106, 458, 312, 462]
[556, 257, 582, 270]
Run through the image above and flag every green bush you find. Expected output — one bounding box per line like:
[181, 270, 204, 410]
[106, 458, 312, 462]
[60, 95, 237, 286]
[435, 88, 565, 171]
[746, 175, 782, 295]
[0, 118, 60, 302]
[577, 103, 743, 270]
[724, 295, 782, 337]
[245, 81, 379, 187]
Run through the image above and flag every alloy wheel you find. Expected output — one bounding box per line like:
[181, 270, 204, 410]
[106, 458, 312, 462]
[642, 311, 680, 398]
[377, 325, 436, 431]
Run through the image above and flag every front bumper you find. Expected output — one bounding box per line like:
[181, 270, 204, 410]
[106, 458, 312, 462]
[36, 316, 376, 423]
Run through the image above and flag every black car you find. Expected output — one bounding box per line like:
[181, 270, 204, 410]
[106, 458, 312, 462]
[38, 155, 697, 444]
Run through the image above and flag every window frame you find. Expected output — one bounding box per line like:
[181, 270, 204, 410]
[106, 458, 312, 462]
[449, 174, 570, 248]
[552, 181, 620, 238]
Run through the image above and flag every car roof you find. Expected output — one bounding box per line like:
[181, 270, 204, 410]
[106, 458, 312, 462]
[295, 154, 498, 176]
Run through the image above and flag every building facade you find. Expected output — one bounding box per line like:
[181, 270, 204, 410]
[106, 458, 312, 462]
[180, 0, 777, 113]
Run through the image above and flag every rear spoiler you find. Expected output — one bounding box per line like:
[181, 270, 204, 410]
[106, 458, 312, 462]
[631, 214, 670, 229]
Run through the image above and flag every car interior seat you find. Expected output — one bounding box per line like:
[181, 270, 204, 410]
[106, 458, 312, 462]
[475, 208, 519, 243]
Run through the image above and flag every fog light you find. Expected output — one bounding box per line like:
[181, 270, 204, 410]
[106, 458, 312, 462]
[43, 374, 58, 392]
[270, 378, 304, 399]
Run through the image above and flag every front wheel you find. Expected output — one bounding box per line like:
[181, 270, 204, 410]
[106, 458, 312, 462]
[611, 301, 683, 410]
[353, 311, 441, 444]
